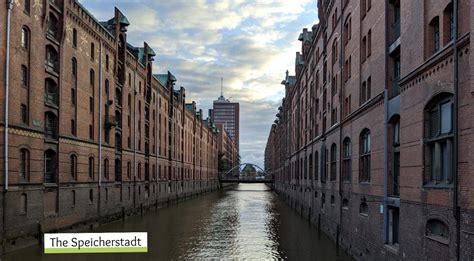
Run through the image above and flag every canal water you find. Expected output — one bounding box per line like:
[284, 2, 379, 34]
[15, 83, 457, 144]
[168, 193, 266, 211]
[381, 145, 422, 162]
[4, 184, 351, 260]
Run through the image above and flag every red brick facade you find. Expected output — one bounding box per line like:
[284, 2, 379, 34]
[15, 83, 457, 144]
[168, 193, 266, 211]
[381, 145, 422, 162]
[266, 0, 474, 260]
[0, 0, 219, 253]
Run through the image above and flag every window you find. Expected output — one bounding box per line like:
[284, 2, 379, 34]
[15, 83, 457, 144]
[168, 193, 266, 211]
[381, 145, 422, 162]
[367, 30, 372, 57]
[71, 119, 76, 136]
[330, 195, 335, 205]
[426, 219, 449, 242]
[330, 144, 337, 181]
[360, 129, 371, 182]
[344, 16, 351, 44]
[321, 193, 326, 210]
[71, 190, 76, 208]
[89, 125, 94, 140]
[106, 54, 109, 70]
[44, 149, 57, 183]
[426, 95, 453, 184]
[361, 36, 367, 62]
[70, 155, 77, 180]
[127, 162, 132, 180]
[89, 189, 93, 204]
[115, 88, 122, 107]
[44, 112, 57, 138]
[342, 138, 352, 181]
[104, 159, 109, 180]
[46, 13, 59, 39]
[88, 157, 94, 179]
[20, 193, 27, 214]
[361, 0, 367, 18]
[444, 3, 454, 43]
[23, 0, 30, 14]
[388, 207, 400, 245]
[45, 45, 59, 72]
[72, 28, 77, 48]
[309, 153, 313, 181]
[115, 159, 122, 182]
[392, 118, 400, 196]
[360, 81, 367, 104]
[90, 97, 94, 112]
[20, 66, 29, 89]
[138, 163, 142, 179]
[90, 69, 95, 87]
[72, 58, 77, 78]
[332, 39, 338, 65]
[367, 76, 371, 100]
[90, 42, 95, 60]
[359, 202, 368, 216]
[430, 17, 440, 53]
[45, 78, 58, 105]
[20, 104, 28, 124]
[19, 148, 30, 181]
[342, 198, 349, 210]
[21, 27, 29, 49]
[314, 151, 319, 181]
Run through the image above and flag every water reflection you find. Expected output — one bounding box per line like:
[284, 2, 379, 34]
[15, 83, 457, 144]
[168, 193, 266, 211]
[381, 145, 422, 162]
[4, 184, 351, 260]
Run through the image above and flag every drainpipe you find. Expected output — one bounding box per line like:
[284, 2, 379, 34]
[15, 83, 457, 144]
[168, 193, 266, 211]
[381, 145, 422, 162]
[452, 0, 460, 260]
[133, 69, 137, 208]
[98, 41, 103, 217]
[337, 0, 344, 252]
[4, 0, 13, 192]
[382, 0, 389, 244]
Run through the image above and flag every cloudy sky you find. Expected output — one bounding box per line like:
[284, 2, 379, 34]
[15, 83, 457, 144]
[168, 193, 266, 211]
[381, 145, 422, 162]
[80, 0, 318, 168]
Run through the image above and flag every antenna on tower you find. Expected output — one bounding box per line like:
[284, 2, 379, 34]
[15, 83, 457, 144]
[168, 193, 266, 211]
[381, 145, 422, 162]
[221, 77, 224, 97]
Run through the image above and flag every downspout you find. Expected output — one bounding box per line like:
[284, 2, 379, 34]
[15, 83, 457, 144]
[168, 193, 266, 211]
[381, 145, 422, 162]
[452, 0, 460, 259]
[382, 0, 389, 244]
[3, 0, 13, 250]
[4, 0, 13, 192]
[133, 69, 137, 208]
[337, 0, 344, 252]
[98, 41, 103, 217]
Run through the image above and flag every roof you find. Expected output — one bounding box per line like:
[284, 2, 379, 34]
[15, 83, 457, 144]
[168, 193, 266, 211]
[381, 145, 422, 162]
[153, 72, 176, 87]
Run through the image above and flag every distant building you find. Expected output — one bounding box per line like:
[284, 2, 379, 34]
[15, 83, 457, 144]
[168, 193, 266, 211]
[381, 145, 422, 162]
[209, 92, 240, 153]
[216, 123, 239, 175]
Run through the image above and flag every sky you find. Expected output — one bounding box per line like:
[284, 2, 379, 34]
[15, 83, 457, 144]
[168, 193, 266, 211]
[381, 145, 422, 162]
[80, 0, 318, 168]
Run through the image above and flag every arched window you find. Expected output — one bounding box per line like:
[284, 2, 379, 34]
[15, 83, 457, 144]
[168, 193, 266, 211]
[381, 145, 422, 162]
[45, 45, 59, 72]
[429, 16, 440, 53]
[45, 78, 58, 105]
[443, 3, 454, 43]
[342, 137, 352, 181]
[330, 195, 335, 205]
[90, 69, 95, 87]
[367, 29, 372, 57]
[330, 144, 337, 181]
[20, 193, 27, 214]
[47, 13, 59, 39]
[44, 149, 57, 183]
[332, 39, 338, 65]
[21, 26, 29, 49]
[314, 151, 319, 181]
[138, 163, 142, 179]
[19, 148, 30, 181]
[106, 54, 109, 70]
[115, 159, 122, 182]
[20, 104, 28, 124]
[72, 58, 77, 78]
[115, 132, 121, 151]
[359, 202, 368, 216]
[44, 111, 58, 138]
[426, 219, 449, 241]
[342, 198, 349, 210]
[344, 15, 351, 44]
[392, 117, 400, 195]
[88, 157, 94, 179]
[90, 42, 95, 60]
[425, 94, 453, 184]
[115, 88, 122, 106]
[70, 155, 77, 180]
[127, 162, 132, 180]
[308, 153, 313, 181]
[360, 129, 371, 182]
[104, 159, 109, 180]
[72, 28, 77, 48]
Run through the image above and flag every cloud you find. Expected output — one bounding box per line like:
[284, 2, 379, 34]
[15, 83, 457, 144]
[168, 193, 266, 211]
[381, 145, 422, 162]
[79, 0, 318, 167]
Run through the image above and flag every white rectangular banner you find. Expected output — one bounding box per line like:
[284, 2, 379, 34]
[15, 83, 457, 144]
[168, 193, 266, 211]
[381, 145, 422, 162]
[44, 232, 148, 254]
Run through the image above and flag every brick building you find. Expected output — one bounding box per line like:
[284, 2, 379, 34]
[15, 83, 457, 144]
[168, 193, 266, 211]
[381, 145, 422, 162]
[0, 0, 219, 253]
[265, 0, 473, 260]
[216, 123, 239, 176]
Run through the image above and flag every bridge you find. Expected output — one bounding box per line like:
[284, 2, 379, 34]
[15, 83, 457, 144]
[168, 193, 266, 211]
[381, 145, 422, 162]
[219, 163, 274, 184]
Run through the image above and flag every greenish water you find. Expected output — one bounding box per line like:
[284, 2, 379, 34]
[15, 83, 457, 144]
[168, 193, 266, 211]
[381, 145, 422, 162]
[4, 184, 351, 260]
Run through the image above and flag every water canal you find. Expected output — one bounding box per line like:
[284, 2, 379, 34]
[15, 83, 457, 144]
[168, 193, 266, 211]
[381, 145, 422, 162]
[4, 184, 351, 260]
